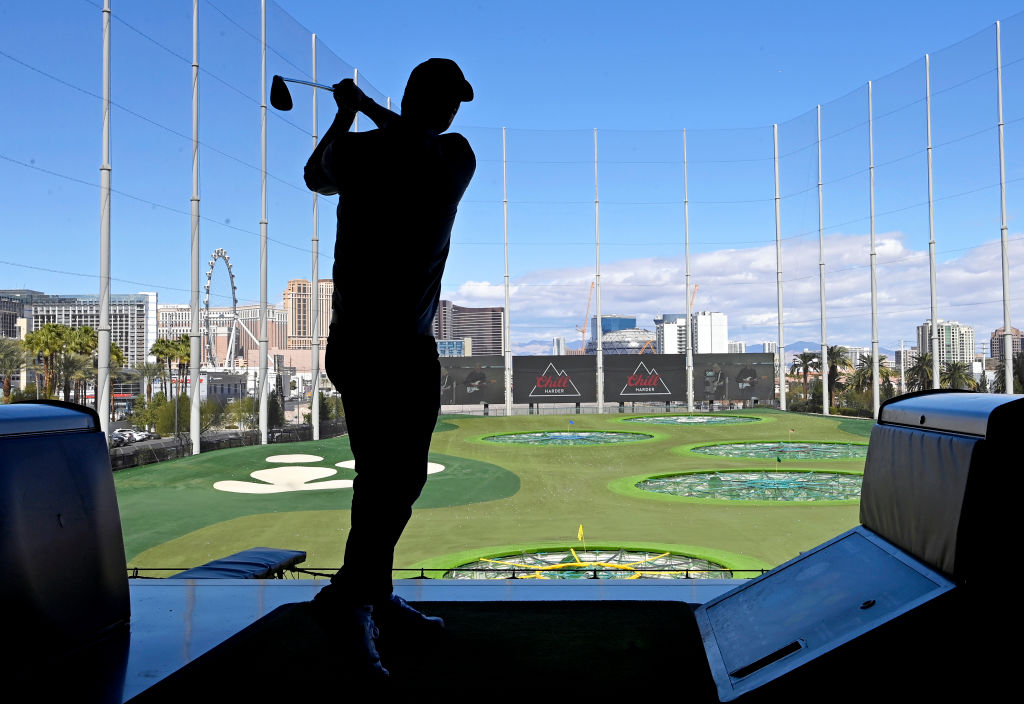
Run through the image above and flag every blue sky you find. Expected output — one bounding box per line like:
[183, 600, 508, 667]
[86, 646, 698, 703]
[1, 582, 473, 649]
[1, 0, 1023, 354]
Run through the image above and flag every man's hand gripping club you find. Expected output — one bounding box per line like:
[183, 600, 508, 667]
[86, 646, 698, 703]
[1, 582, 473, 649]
[333, 78, 398, 130]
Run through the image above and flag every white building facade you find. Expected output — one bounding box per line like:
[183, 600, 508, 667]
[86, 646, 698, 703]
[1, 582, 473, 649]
[916, 319, 975, 366]
[690, 311, 728, 354]
[655, 312, 729, 354]
[654, 314, 687, 355]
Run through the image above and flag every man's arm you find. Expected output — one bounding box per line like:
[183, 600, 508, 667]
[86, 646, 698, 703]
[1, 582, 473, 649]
[304, 100, 355, 196]
[303, 79, 398, 195]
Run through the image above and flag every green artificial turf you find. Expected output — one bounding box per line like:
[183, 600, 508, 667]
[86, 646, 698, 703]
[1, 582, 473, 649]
[837, 417, 875, 437]
[118, 409, 865, 575]
[117, 439, 518, 563]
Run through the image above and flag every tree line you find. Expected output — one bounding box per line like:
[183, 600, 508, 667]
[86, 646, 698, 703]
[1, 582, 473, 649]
[787, 345, 1024, 414]
[0, 323, 125, 404]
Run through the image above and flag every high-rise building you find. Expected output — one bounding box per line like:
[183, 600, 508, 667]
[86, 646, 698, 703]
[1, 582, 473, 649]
[654, 314, 687, 355]
[846, 346, 870, 366]
[0, 292, 25, 338]
[157, 304, 192, 342]
[654, 312, 728, 354]
[552, 336, 567, 355]
[916, 319, 975, 366]
[158, 302, 287, 366]
[14, 290, 158, 368]
[761, 341, 778, 355]
[728, 341, 746, 354]
[237, 304, 287, 356]
[283, 278, 333, 350]
[989, 326, 1023, 364]
[690, 311, 728, 354]
[432, 300, 504, 356]
[894, 346, 918, 369]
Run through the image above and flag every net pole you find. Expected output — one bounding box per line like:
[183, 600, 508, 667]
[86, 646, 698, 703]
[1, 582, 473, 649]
[311, 34, 320, 438]
[98, 0, 111, 438]
[502, 127, 512, 416]
[868, 81, 880, 419]
[817, 105, 829, 415]
[353, 68, 359, 132]
[773, 124, 786, 411]
[258, 0, 269, 444]
[997, 21, 1014, 393]
[926, 54, 940, 390]
[683, 128, 694, 412]
[189, 0, 201, 454]
[900, 339, 906, 394]
[594, 128, 604, 413]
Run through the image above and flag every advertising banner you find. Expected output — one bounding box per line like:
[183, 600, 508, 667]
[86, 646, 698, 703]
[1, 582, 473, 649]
[440, 355, 506, 405]
[512, 355, 597, 404]
[603, 354, 687, 403]
[692, 353, 776, 402]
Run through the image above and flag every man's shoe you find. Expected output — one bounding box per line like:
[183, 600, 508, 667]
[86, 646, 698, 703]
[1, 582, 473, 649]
[312, 594, 389, 679]
[374, 594, 445, 633]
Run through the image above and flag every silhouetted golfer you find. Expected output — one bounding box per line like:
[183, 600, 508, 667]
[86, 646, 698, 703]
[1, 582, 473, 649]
[304, 58, 475, 678]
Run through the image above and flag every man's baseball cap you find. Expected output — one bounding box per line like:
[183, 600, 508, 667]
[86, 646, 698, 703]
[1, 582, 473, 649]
[406, 58, 473, 102]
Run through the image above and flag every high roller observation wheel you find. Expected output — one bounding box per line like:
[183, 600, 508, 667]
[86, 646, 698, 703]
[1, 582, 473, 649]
[203, 248, 239, 368]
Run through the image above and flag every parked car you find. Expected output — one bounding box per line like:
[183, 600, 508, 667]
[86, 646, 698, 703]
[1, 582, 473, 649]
[110, 431, 130, 447]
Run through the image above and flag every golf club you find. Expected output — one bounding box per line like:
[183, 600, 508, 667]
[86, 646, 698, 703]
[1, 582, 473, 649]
[270, 74, 334, 111]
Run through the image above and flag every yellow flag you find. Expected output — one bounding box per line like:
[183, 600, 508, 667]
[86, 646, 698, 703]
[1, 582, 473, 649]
[577, 524, 584, 541]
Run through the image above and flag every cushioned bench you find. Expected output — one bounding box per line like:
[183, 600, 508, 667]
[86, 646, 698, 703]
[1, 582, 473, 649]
[171, 547, 307, 579]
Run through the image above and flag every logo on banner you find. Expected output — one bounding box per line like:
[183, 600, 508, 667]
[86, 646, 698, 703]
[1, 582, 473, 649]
[620, 361, 672, 396]
[529, 362, 582, 398]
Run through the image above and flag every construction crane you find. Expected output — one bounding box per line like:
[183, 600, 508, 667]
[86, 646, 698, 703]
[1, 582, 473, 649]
[689, 283, 699, 310]
[576, 281, 595, 348]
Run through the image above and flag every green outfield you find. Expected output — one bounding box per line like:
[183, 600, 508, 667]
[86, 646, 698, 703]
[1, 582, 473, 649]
[115, 409, 873, 576]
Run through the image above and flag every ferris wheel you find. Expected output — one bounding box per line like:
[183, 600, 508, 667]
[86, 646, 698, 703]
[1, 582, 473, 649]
[203, 248, 240, 368]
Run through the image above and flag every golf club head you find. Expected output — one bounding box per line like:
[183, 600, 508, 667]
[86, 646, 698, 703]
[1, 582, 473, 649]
[270, 75, 293, 111]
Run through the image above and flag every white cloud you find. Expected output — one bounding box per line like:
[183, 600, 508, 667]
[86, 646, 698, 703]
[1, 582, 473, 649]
[443, 231, 1024, 354]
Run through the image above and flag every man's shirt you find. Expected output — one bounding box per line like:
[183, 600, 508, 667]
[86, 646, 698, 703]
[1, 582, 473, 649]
[305, 119, 475, 336]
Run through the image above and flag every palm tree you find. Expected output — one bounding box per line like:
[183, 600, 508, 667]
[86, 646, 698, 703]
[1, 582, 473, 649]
[173, 334, 191, 398]
[53, 351, 85, 403]
[826, 345, 852, 408]
[151, 338, 177, 399]
[940, 361, 977, 390]
[992, 351, 1024, 393]
[104, 341, 127, 419]
[136, 361, 165, 404]
[66, 326, 98, 402]
[848, 354, 896, 394]
[24, 323, 71, 397]
[905, 353, 934, 392]
[0, 337, 27, 403]
[65, 354, 95, 405]
[789, 351, 820, 400]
